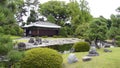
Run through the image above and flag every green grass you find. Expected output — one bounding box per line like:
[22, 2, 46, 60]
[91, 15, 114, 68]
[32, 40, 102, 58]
[10, 35, 21, 39]
[14, 39, 28, 43]
[62, 47, 120, 68]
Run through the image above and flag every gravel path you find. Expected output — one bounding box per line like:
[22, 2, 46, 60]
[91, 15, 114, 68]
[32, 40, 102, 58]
[14, 37, 83, 49]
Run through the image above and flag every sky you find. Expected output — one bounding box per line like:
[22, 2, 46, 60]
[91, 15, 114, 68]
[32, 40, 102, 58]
[39, 0, 120, 19]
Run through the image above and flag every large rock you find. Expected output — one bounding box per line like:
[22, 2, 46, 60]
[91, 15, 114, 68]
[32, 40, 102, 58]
[87, 46, 99, 56]
[34, 41, 39, 45]
[17, 42, 26, 50]
[82, 56, 92, 62]
[28, 38, 34, 43]
[17, 42, 36, 49]
[70, 48, 75, 53]
[35, 37, 42, 44]
[67, 53, 78, 64]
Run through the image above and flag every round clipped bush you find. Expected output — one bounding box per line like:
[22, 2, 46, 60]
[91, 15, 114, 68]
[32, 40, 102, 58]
[73, 42, 90, 52]
[20, 48, 63, 68]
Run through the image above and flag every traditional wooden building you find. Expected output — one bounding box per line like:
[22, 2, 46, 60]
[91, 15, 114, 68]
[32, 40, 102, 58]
[23, 21, 61, 36]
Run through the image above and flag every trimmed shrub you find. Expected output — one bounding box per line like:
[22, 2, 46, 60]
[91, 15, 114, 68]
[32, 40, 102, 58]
[73, 42, 90, 52]
[20, 48, 63, 68]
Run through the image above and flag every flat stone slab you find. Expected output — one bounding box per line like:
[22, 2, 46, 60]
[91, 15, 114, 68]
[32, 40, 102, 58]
[87, 53, 99, 56]
[82, 56, 92, 62]
[104, 49, 112, 52]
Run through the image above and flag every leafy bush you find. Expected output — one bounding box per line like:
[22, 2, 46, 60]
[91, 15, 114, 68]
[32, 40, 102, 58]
[7, 50, 24, 63]
[59, 27, 67, 37]
[73, 42, 90, 52]
[0, 35, 13, 55]
[0, 35, 12, 43]
[20, 48, 63, 68]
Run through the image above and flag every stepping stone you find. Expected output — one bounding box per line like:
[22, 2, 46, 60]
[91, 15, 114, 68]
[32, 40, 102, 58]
[104, 49, 112, 52]
[82, 56, 92, 62]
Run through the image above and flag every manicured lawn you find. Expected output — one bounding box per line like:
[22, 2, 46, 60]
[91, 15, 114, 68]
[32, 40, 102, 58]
[62, 47, 120, 68]
[10, 35, 21, 39]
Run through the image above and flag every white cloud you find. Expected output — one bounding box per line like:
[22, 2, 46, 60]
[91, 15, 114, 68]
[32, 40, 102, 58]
[86, 0, 120, 19]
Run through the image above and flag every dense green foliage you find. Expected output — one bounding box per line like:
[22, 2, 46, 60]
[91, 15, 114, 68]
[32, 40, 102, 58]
[73, 42, 90, 52]
[0, 0, 24, 36]
[83, 18, 108, 48]
[0, 35, 13, 55]
[85, 18, 108, 41]
[59, 27, 68, 37]
[39, 1, 68, 26]
[67, 0, 92, 24]
[8, 50, 23, 62]
[39, 0, 92, 36]
[7, 50, 24, 68]
[107, 14, 120, 39]
[20, 48, 63, 68]
[75, 23, 89, 38]
[0, 34, 23, 68]
[27, 10, 38, 24]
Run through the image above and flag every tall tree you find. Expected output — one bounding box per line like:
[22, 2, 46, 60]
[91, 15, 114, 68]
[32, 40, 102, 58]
[116, 6, 120, 13]
[67, 0, 92, 35]
[7, 0, 24, 13]
[84, 18, 108, 48]
[0, 0, 24, 35]
[107, 14, 120, 39]
[27, 10, 38, 24]
[66, 0, 81, 28]
[39, 1, 69, 26]
[79, 0, 92, 23]
[75, 23, 89, 38]
[24, 0, 42, 25]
